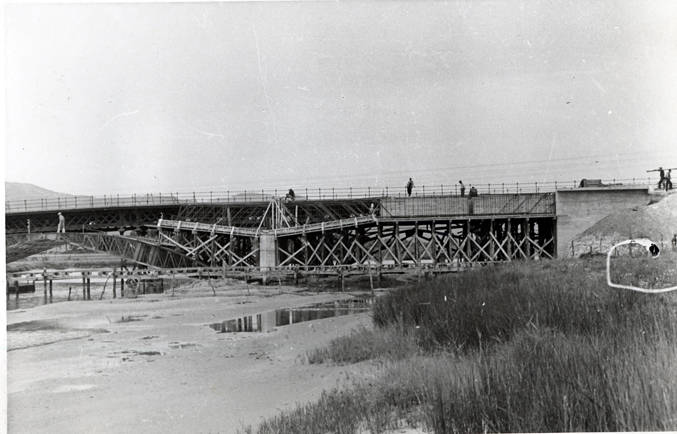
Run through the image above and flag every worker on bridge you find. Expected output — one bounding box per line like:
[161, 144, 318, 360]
[56, 212, 65, 233]
[406, 178, 414, 197]
[666, 169, 672, 191]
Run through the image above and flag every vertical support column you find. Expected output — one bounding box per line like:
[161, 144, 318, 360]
[552, 217, 557, 258]
[506, 219, 513, 260]
[489, 219, 495, 261]
[465, 220, 472, 261]
[377, 223, 383, 266]
[49, 279, 53, 298]
[394, 222, 401, 265]
[259, 233, 278, 272]
[414, 221, 420, 266]
[447, 220, 453, 263]
[121, 274, 125, 297]
[303, 230, 309, 271]
[228, 235, 235, 268]
[525, 218, 531, 259]
[431, 221, 437, 266]
[86, 277, 91, 300]
[82, 276, 87, 300]
[112, 267, 117, 299]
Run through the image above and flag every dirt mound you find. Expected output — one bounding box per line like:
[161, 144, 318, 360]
[572, 193, 677, 257]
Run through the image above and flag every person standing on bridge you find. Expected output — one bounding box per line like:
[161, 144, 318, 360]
[406, 178, 414, 197]
[658, 167, 665, 190]
[666, 169, 673, 191]
[459, 180, 466, 197]
[57, 212, 65, 233]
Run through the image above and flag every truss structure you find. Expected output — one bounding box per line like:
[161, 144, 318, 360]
[5, 233, 202, 268]
[156, 214, 556, 270]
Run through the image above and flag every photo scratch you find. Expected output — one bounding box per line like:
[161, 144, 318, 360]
[100, 110, 139, 131]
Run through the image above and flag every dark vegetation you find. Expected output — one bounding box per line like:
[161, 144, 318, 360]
[242, 254, 677, 433]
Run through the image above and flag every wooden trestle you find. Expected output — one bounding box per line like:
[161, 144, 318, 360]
[155, 194, 557, 272]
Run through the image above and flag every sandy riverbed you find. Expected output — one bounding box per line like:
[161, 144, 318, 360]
[7, 281, 375, 434]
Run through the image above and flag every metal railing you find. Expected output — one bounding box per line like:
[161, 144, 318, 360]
[5, 178, 654, 214]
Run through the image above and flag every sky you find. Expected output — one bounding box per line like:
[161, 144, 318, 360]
[4, 0, 677, 196]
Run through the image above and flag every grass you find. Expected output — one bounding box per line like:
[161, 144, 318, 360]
[241, 255, 677, 433]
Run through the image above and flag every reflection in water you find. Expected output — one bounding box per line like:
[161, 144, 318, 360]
[209, 299, 372, 333]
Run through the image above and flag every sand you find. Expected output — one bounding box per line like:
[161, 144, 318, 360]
[572, 191, 677, 256]
[7, 282, 373, 434]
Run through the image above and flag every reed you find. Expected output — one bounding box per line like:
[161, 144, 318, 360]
[242, 256, 677, 433]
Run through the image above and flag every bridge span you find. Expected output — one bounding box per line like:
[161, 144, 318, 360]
[6, 184, 656, 274]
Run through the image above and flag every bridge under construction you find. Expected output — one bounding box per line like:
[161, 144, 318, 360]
[5, 183, 654, 280]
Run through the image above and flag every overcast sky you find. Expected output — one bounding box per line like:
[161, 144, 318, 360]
[4, 1, 677, 195]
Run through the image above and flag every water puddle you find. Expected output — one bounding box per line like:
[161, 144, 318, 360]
[115, 315, 147, 323]
[209, 298, 372, 333]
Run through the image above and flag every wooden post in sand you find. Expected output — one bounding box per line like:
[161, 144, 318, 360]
[68, 286, 72, 301]
[87, 278, 91, 300]
[15, 281, 20, 300]
[112, 268, 117, 299]
[120, 275, 125, 298]
[43, 269, 47, 295]
[82, 277, 86, 299]
[49, 279, 53, 298]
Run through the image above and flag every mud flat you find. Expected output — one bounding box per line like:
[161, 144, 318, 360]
[7, 281, 372, 434]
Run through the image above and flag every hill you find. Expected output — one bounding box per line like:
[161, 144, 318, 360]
[572, 192, 677, 256]
[5, 182, 72, 201]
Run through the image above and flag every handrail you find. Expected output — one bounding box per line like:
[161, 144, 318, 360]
[5, 178, 652, 214]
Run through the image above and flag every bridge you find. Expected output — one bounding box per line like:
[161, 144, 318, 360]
[5, 181, 655, 275]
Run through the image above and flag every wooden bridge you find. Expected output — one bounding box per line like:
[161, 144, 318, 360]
[5, 191, 558, 273]
[6, 233, 202, 269]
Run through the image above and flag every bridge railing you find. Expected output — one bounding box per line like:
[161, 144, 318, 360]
[5, 178, 652, 214]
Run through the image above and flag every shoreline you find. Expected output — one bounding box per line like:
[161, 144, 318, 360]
[7, 281, 374, 433]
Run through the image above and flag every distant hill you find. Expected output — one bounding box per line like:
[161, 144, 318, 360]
[5, 182, 72, 201]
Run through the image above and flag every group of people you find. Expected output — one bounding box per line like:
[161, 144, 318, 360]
[657, 167, 673, 191]
[406, 178, 477, 197]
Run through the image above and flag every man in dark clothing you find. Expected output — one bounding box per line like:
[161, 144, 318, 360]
[469, 185, 478, 197]
[459, 180, 466, 197]
[286, 189, 296, 201]
[658, 167, 665, 190]
[666, 169, 672, 191]
[406, 178, 414, 197]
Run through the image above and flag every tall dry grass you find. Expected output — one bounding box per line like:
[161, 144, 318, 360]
[242, 256, 677, 433]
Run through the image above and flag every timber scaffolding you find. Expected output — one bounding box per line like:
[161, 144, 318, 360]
[153, 193, 557, 278]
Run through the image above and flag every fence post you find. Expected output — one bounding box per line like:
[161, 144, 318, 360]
[24, 200, 27, 211]
[422, 186, 425, 197]
[350, 187, 352, 199]
[488, 183, 490, 195]
[441, 184, 443, 195]
[368, 186, 370, 197]
[535, 182, 538, 193]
